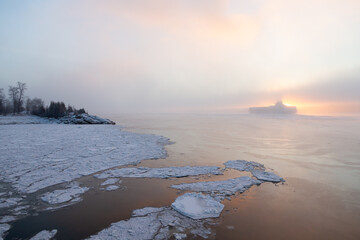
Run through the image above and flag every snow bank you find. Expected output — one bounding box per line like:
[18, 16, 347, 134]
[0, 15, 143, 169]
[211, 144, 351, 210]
[87, 207, 211, 240]
[41, 182, 89, 204]
[30, 229, 57, 240]
[171, 193, 224, 219]
[95, 166, 222, 179]
[0, 124, 169, 193]
[172, 176, 261, 195]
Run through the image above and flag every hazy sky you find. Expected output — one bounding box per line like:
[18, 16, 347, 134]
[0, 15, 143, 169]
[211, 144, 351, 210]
[0, 0, 359, 115]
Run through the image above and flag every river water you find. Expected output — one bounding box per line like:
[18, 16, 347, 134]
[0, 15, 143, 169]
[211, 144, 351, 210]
[7, 113, 360, 239]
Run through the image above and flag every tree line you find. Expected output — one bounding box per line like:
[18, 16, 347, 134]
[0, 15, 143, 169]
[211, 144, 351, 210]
[0, 82, 87, 118]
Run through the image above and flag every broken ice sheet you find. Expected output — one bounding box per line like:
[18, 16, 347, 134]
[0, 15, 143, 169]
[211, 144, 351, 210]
[41, 182, 89, 204]
[0, 125, 169, 194]
[171, 192, 224, 220]
[172, 176, 261, 196]
[94, 166, 222, 179]
[87, 207, 212, 240]
[0, 198, 22, 209]
[0, 224, 10, 240]
[29, 229, 57, 240]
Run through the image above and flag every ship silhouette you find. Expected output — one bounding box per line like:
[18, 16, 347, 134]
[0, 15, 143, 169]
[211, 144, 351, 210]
[249, 101, 297, 114]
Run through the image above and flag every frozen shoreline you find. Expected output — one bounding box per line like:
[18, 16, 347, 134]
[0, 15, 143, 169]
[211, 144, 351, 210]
[0, 117, 285, 240]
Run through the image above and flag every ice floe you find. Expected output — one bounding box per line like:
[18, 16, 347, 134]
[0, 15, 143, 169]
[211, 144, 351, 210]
[105, 185, 119, 191]
[0, 216, 16, 223]
[0, 124, 169, 194]
[94, 166, 222, 179]
[30, 229, 57, 240]
[224, 160, 265, 171]
[0, 198, 22, 209]
[100, 178, 121, 186]
[171, 193, 224, 219]
[87, 207, 212, 240]
[41, 182, 89, 204]
[251, 170, 284, 182]
[224, 160, 284, 182]
[172, 176, 261, 196]
[0, 224, 10, 240]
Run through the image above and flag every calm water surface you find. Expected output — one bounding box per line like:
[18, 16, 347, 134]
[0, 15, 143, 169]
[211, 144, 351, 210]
[7, 113, 360, 239]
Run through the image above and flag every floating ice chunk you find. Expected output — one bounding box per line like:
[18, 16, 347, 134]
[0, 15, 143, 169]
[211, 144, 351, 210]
[0, 224, 10, 240]
[0, 216, 16, 223]
[0, 197, 22, 209]
[174, 233, 187, 240]
[95, 166, 222, 179]
[101, 178, 121, 186]
[30, 229, 57, 240]
[132, 207, 165, 217]
[105, 185, 119, 191]
[87, 207, 211, 240]
[172, 176, 261, 195]
[41, 182, 89, 204]
[224, 160, 264, 171]
[251, 170, 284, 182]
[171, 193, 224, 220]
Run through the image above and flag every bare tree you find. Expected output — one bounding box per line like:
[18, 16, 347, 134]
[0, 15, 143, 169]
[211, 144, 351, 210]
[8, 86, 19, 114]
[0, 88, 5, 114]
[16, 82, 26, 113]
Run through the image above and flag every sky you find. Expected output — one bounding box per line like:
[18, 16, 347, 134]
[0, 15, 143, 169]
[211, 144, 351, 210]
[0, 0, 359, 115]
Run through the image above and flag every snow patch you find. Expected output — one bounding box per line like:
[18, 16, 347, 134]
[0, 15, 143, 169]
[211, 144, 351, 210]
[95, 166, 222, 179]
[171, 193, 224, 219]
[30, 229, 57, 240]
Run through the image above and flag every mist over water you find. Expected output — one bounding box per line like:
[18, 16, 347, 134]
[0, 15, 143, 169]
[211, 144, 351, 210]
[109, 113, 360, 239]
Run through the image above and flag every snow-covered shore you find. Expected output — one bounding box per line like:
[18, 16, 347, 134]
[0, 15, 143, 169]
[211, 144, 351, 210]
[0, 113, 115, 125]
